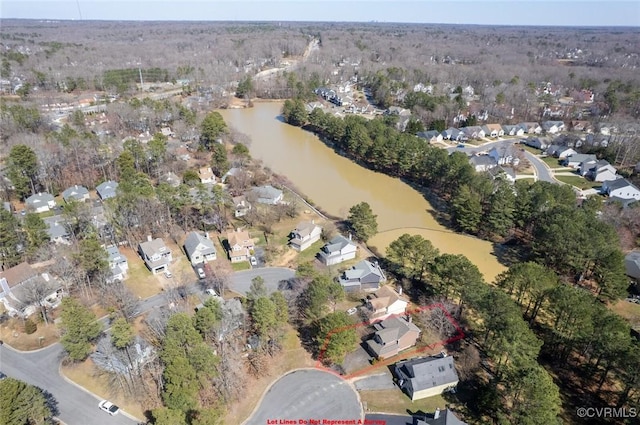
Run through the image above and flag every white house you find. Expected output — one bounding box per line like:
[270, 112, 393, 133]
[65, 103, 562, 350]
[602, 179, 640, 201]
[25, 192, 56, 213]
[481, 124, 504, 138]
[138, 237, 172, 274]
[106, 245, 128, 282]
[469, 154, 497, 172]
[317, 234, 357, 266]
[0, 262, 62, 317]
[586, 160, 618, 182]
[226, 229, 254, 263]
[184, 232, 217, 265]
[289, 221, 322, 252]
[62, 185, 90, 203]
[198, 167, 216, 185]
[366, 285, 407, 319]
[249, 185, 284, 205]
[542, 121, 566, 134]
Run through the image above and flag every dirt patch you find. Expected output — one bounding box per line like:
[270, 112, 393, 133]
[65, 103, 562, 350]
[0, 317, 60, 350]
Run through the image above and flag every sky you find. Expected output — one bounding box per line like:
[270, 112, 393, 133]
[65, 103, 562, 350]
[1, 0, 639, 27]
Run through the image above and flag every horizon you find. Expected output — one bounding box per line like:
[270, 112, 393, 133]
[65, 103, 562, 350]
[1, 1, 639, 28]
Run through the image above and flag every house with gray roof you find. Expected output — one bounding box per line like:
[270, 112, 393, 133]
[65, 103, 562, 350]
[394, 354, 459, 401]
[339, 260, 386, 291]
[249, 185, 283, 205]
[366, 315, 421, 359]
[562, 153, 596, 169]
[62, 185, 90, 203]
[43, 215, 70, 245]
[317, 234, 358, 266]
[459, 126, 485, 140]
[542, 120, 566, 134]
[417, 409, 468, 425]
[25, 192, 56, 213]
[184, 232, 217, 265]
[417, 130, 443, 144]
[468, 154, 497, 172]
[546, 145, 576, 159]
[96, 180, 118, 200]
[625, 251, 640, 281]
[585, 160, 617, 182]
[138, 237, 172, 274]
[289, 221, 322, 252]
[106, 245, 128, 282]
[441, 128, 463, 141]
[602, 178, 640, 201]
[503, 125, 525, 137]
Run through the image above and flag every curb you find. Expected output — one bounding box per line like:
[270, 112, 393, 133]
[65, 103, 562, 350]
[241, 367, 365, 425]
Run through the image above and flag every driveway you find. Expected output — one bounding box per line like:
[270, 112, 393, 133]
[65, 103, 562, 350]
[353, 370, 396, 391]
[343, 343, 373, 375]
[0, 344, 139, 425]
[244, 369, 363, 425]
[229, 267, 295, 295]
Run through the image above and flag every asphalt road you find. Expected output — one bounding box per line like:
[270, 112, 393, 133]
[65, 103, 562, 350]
[244, 369, 363, 425]
[0, 267, 296, 424]
[229, 267, 295, 295]
[0, 344, 139, 425]
[446, 138, 557, 184]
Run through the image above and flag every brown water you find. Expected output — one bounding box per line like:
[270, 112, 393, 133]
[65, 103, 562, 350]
[220, 102, 505, 282]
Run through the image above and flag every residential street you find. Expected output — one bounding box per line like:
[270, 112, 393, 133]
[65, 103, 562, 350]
[0, 344, 140, 425]
[0, 267, 294, 424]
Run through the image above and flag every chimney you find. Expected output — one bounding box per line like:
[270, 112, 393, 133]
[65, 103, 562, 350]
[147, 235, 152, 242]
[397, 286, 403, 296]
[204, 232, 210, 239]
[348, 232, 352, 241]
[434, 408, 440, 419]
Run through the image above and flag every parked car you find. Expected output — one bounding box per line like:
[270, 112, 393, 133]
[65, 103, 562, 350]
[347, 307, 357, 315]
[205, 288, 218, 297]
[98, 400, 120, 416]
[163, 269, 173, 278]
[196, 267, 206, 279]
[250, 256, 258, 266]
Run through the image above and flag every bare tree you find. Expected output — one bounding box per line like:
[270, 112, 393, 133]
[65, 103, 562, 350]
[19, 278, 59, 325]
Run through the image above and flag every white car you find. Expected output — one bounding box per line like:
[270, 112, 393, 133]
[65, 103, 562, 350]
[197, 268, 206, 279]
[347, 307, 358, 315]
[205, 288, 218, 297]
[163, 269, 173, 278]
[250, 256, 258, 266]
[98, 400, 120, 416]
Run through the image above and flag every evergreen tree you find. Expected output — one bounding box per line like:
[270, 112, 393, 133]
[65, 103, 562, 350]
[59, 297, 102, 361]
[23, 213, 49, 256]
[7, 144, 39, 199]
[200, 112, 227, 150]
[347, 202, 378, 242]
[0, 378, 53, 425]
[0, 209, 22, 267]
[316, 311, 357, 365]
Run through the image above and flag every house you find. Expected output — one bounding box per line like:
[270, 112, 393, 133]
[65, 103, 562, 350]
[586, 160, 618, 182]
[249, 185, 283, 205]
[523, 137, 549, 150]
[226, 229, 254, 263]
[339, 260, 387, 291]
[518, 122, 542, 134]
[599, 123, 617, 136]
[160, 172, 181, 188]
[160, 127, 173, 138]
[394, 355, 459, 401]
[198, 167, 216, 185]
[459, 126, 485, 140]
[481, 124, 504, 138]
[366, 285, 407, 319]
[366, 315, 421, 359]
[546, 145, 576, 159]
[25, 192, 56, 213]
[487, 166, 516, 183]
[43, 216, 70, 245]
[62, 185, 90, 203]
[106, 245, 128, 282]
[502, 125, 525, 137]
[488, 145, 519, 166]
[570, 120, 593, 133]
[542, 120, 566, 134]
[624, 251, 640, 280]
[417, 130, 443, 144]
[562, 153, 596, 168]
[602, 179, 640, 201]
[317, 234, 358, 266]
[441, 128, 463, 141]
[468, 154, 497, 172]
[232, 196, 252, 218]
[289, 221, 322, 252]
[417, 409, 468, 425]
[184, 231, 217, 265]
[96, 180, 118, 200]
[138, 237, 172, 274]
[0, 262, 61, 317]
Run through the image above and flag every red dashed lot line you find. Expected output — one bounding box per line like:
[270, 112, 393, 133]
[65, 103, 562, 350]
[315, 303, 465, 380]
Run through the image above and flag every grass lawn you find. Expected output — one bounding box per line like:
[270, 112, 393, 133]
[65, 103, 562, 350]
[294, 239, 325, 266]
[610, 300, 640, 328]
[121, 248, 163, 299]
[521, 145, 542, 154]
[61, 359, 146, 421]
[0, 319, 60, 350]
[231, 261, 251, 271]
[554, 175, 601, 190]
[541, 155, 562, 168]
[359, 389, 447, 415]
